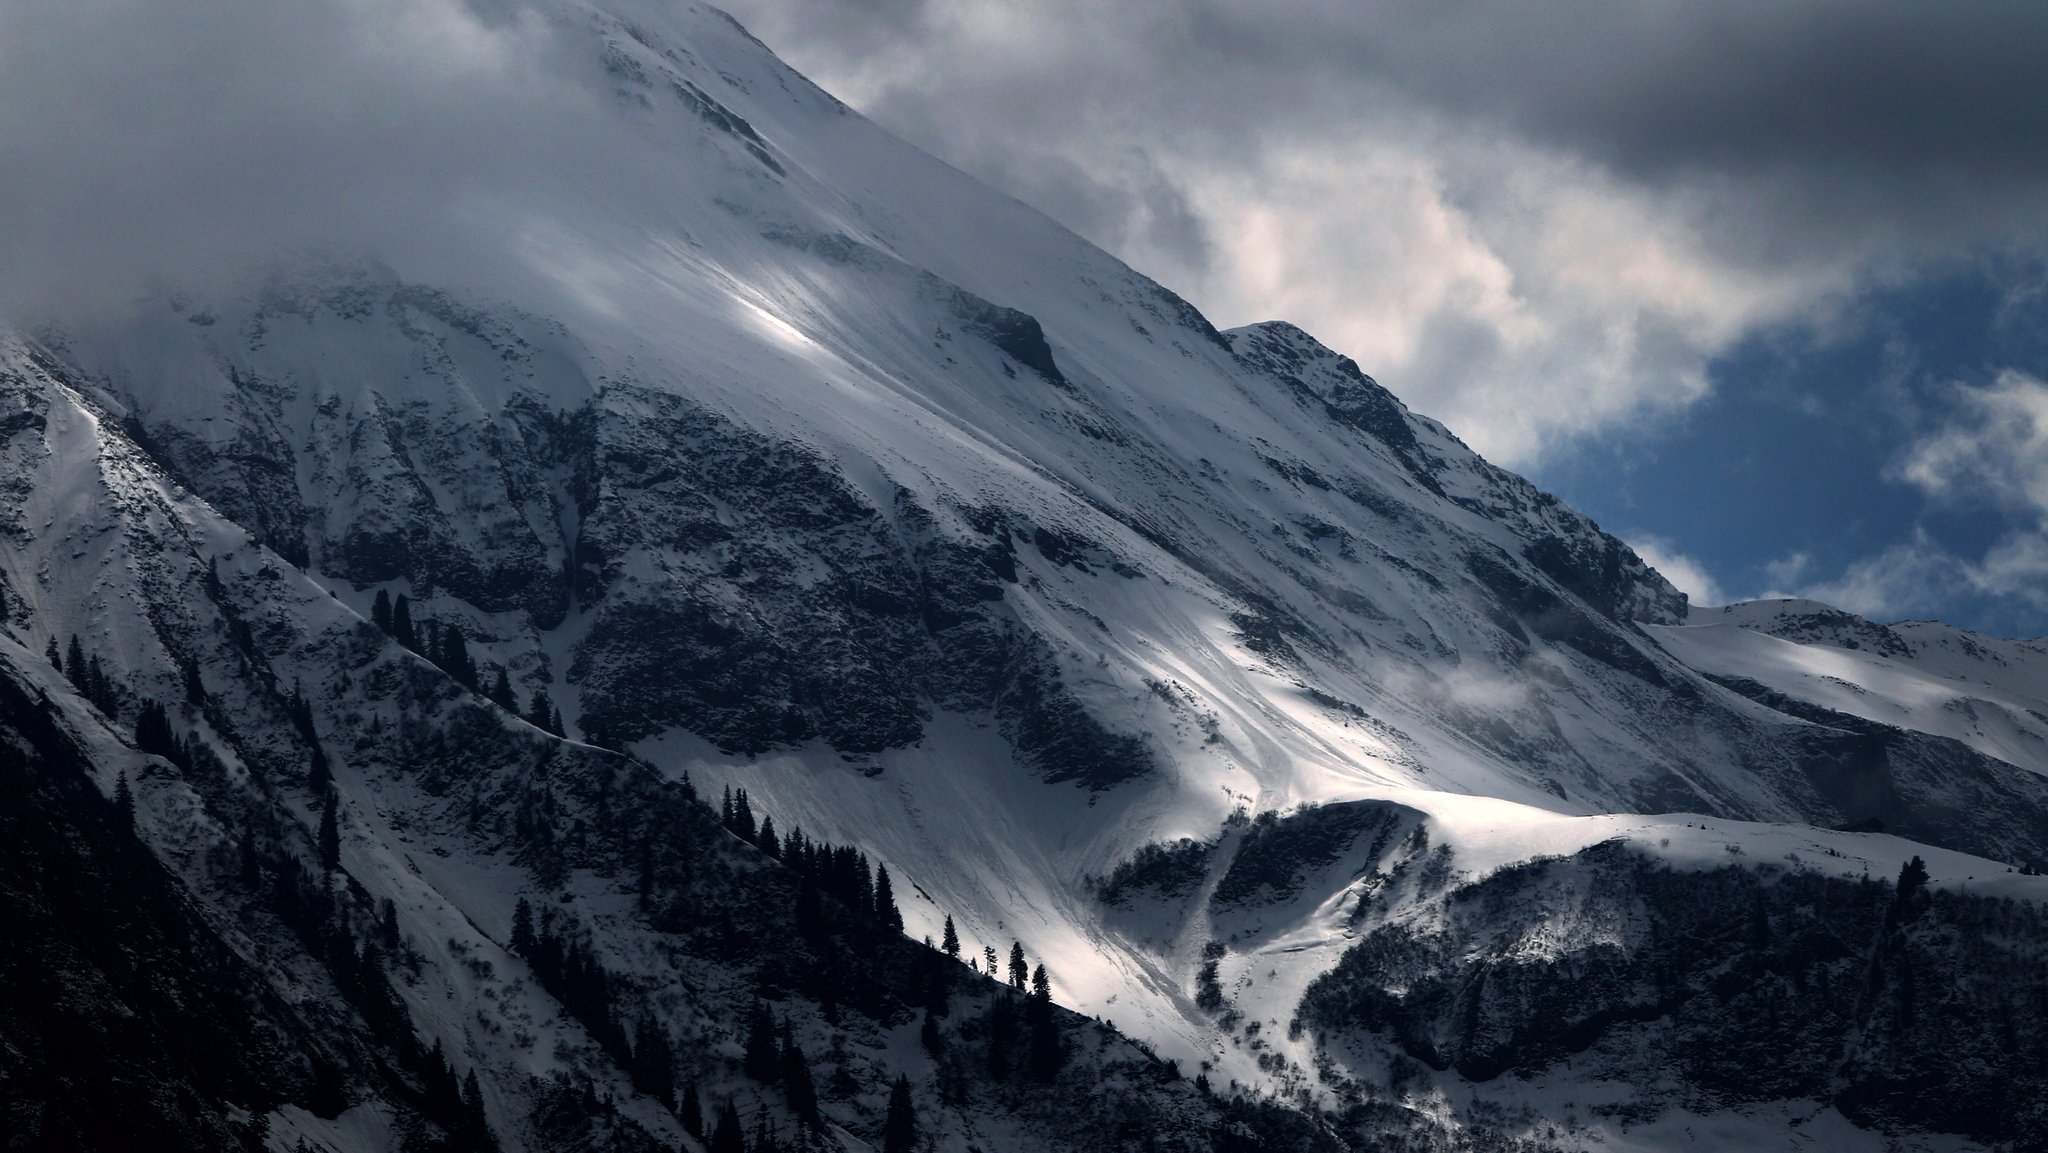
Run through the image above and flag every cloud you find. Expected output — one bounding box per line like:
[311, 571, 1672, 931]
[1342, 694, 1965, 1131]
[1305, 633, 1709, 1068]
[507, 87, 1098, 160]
[1897, 370, 2048, 516]
[1626, 535, 1726, 609]
[0, 0, 610, 320]
[720, 0, 2048, 465]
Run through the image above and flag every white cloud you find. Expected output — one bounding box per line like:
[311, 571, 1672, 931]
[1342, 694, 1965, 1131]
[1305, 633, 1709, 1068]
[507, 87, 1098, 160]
[1626, 535, 1727, 609]
[1898, 370, 2048, 516]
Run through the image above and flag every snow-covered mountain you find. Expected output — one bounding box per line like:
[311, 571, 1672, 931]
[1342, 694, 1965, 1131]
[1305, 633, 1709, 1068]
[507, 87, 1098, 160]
[4, 3, 2046, 1150]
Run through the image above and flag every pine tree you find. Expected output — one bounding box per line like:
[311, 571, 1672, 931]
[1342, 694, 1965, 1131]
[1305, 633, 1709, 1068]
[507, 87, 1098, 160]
[942, 915, 960, 959]
[632, 1016, 676, 1105]
[460, 1068, 491, 1151]
[45, 635, 61, 672]
[757, 814, 779, 858]
[1028, 963, 1061, 1080]
[781, 1034, 820, 1128]
[875, 865, 903, 932]
[65, 634, 85, 690]
[527, 688, 557, 735]
[509, 898, 535, 956]
[921, 1009, 943, 1055]
[710, 1100, 745, 1153]
[489, 666, 515, 711]
[882, 1074, 916, 1153]
[1008, 941, 1028, 990]
[113, 770, 134, 829]
[391, 594, 416, 650]
[380, 898, 401, 948]
[679, 1083, 703, 1139]
[371, 589, 392, 632]
[181, 656, 205, 706]
[441, 624, 476, 689]
[318, 790, 341, 871]
[983, 945, 998, 976]
[742, 1001, 780, 1082]
[308, 744, 331, 793]
[732, 789, 757, 843]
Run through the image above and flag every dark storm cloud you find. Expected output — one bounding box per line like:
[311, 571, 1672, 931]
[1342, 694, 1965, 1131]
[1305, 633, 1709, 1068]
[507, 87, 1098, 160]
[729, 0, 2048, 265]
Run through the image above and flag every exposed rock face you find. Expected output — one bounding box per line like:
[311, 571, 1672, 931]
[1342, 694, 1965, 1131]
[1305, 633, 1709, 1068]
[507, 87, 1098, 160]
[1300, 840, 2048, 1146]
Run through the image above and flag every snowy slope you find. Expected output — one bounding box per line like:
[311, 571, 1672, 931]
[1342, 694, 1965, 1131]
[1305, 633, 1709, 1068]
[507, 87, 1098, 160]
[4, 3, 2048, 1150]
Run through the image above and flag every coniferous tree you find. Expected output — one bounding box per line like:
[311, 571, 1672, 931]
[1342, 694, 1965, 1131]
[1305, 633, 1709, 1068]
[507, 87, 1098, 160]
[318, 790, 341, 871]
[743, 1001, 780, 1082]
[875, 865, 903, 932]
[679, 1083, 704, 1140]
[732, 789, 757, 843]
[921, 1009, 943, 1056]
[308, 744, 332, 793]
[65, 634, 85, 690]
[45, 635, 61, 672]
[632, 1016, 676, 1105]
[441, 623, 476, 689]
[391, 594, 416, 650]
[460, 1068, 492, 1151]
[882, 1074, 916, 1153]
[380, 898, 401, 948]
[710, 1100, 745, 1153]
[1008, 941, 1028, 990]
[489, 666, 515, 711]
[983, 945, 998, 976]
[758, 815, 779, 858]
[182, 655, 205, 706]
[781, 1034, 820, 1128]
[371, 589, 392, 632]
[510, 898, 535, 956]
[1028, 964, 1061, 1080]
[114, 770, 134, 829]
[526, 688, 558, 735]
[942, 915, 960, 960]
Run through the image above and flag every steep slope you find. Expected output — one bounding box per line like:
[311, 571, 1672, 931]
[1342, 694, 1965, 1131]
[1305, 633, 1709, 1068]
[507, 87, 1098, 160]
[4, 2, 2047, 1150]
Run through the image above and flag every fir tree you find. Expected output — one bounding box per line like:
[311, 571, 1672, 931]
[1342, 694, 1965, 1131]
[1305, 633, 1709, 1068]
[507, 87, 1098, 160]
[45, 635, 61, 672]
[1008, 941, 1028, 990]
[921, 1009, 943, 1056]
[380, 898, 401, 948]
[942, 915, 960, 959]
[308, 744, 331, 793]
[781, 1034, 821, 1128]
[679, 1083, 704, 1140]
[882, 1074, 916, 1153]
[632, 1017, 676, 1106]
[460, 1069, 492, 1151]
[371, 589, 392, 632]
[983, 945, 998, 976]
[488, 666, 515, 711]
[1028, 963, 1061, 1080]
[710, 1100, 745, 1153]
[440, 623, 476, 689]
[526, 688, 558, 735]
[742, 1001, 780, 1082]
[875, 865, 903, 932]
[391, 594, 416, 650]
[113, 770, 134, 829]
[509, 898, 535, 956]
[757, 814, 779, 858]
[65, 634, 85, 690]
[181, 656, 205, 706]
[732, 789, 757, 843]
[318, 790, 341, 871]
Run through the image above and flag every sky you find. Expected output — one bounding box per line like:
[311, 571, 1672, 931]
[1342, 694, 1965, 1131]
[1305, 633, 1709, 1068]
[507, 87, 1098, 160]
[4, 0, 2047, 636]
[717, 0, 2048, 637]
